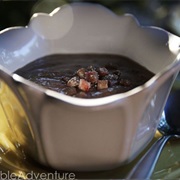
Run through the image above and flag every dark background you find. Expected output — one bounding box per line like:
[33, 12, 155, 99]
[0, 0, 180, 36]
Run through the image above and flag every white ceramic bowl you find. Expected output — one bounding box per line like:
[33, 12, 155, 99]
[0, 3, 180, 171]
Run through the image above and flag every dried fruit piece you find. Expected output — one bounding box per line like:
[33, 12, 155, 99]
[77, 68, 86, 78]
[85, 71, 99, 83]
[78, 79, 91, 92]
[98, 67, 109, 77]
[67, 76, 80, 87]
[97, 80, 108, 90]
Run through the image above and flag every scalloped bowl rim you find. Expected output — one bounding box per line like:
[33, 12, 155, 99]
[0, 4, 180, 107]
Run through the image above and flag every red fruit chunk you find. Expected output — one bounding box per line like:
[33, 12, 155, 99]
[85, 71, 99, 83]
[67, 77, 79, 87]
[77, 68, 86, 78]
[97, 80, 108, 90]
[78, 79, 91, 92]
[98, 67, 109, 77]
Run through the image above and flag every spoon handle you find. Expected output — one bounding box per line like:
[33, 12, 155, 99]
[126, 135, 172, 179]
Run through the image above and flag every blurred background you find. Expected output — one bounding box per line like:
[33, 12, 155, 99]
[0, 0, 180, 89]
[0, 0, 180, 36]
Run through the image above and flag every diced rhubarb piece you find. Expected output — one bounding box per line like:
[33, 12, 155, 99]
[98, 67, 109, 77]
[77, 68, 86, 78]
[85, 71, 99, 83]
[78, 79, 91, 92]
[97, 80, 108, 90]
[67, 76, 79, 87]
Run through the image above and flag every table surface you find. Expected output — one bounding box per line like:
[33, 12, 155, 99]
[0, 131, 180, 179]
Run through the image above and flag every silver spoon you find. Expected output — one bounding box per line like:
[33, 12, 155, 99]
[127, 90, 180, 179]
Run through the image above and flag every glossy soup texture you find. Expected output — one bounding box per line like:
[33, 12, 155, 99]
[15, 54, 154, 98]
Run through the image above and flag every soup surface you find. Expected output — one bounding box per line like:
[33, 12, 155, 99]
[15, 54, 154, 98]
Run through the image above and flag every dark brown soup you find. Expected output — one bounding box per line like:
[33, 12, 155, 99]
[15, 54, 154, 98]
